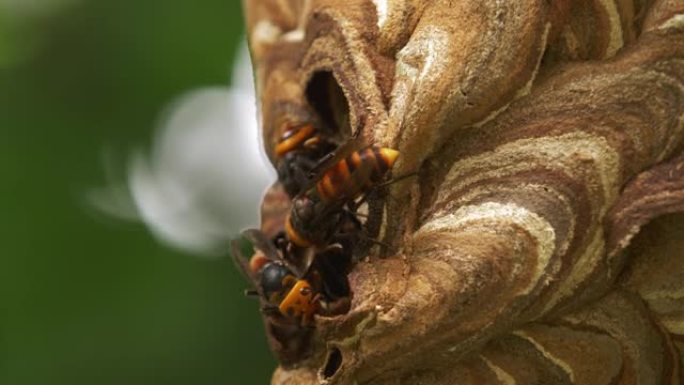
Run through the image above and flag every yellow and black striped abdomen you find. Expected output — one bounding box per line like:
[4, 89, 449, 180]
[316, 146, 399, 203]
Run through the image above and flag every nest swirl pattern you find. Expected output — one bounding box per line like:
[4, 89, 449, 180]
[243, 1, 684, 384]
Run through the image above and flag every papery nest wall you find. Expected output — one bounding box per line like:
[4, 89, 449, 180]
[243, 1, 684, 384]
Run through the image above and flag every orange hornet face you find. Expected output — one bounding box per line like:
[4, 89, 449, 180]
[278, 279, 317, 326]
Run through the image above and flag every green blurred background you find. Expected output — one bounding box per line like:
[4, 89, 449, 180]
[1, 1, 275, 384]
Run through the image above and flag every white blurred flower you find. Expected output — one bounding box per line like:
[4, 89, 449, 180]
[89, 42, 275, 256]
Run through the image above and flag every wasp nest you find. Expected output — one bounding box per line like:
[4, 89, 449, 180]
[243, 1, 684, 384]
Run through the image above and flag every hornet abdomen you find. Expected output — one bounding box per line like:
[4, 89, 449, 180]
[315, 146, 399, 204]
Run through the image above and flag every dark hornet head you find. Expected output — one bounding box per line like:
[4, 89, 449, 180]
[259, 262, 297, 304]
[285, 194, 341, 248]
[257, 254, 318, 326]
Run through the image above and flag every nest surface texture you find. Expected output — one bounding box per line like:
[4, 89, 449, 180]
[244, 1, 684, 384]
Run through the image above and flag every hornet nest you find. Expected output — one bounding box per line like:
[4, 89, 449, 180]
[244, 1, 684, 384]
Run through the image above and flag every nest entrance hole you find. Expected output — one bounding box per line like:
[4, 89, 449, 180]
[322, 347, 343, 379]
[306, 71, 351, 137]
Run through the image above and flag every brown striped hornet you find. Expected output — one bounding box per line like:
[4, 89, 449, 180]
[231, 229, 351, 327]
[284, 144, 400, 248]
